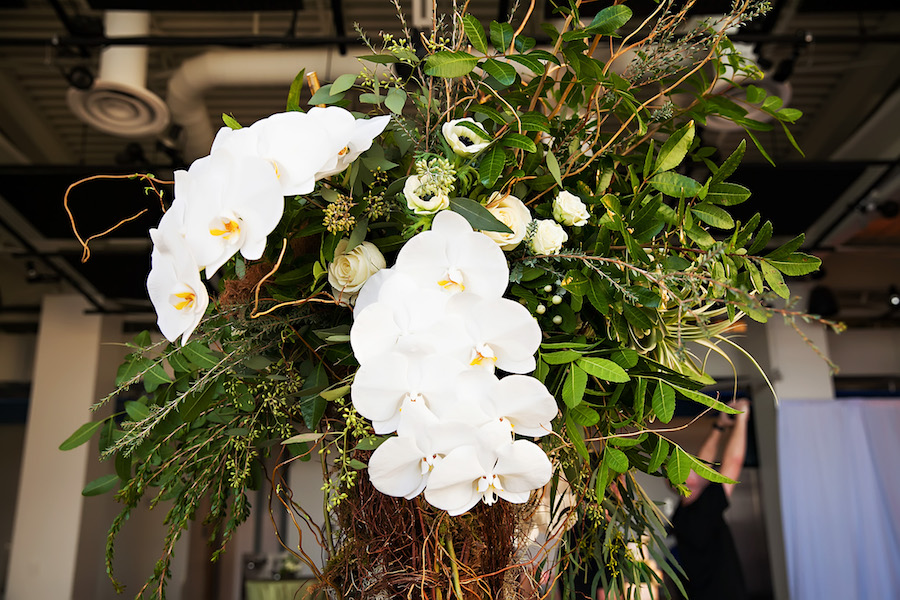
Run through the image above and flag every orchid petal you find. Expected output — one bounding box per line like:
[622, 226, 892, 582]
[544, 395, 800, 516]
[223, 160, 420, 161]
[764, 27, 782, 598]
[493, 439, 553, 494]
[424, 445, 486, 516]
[368, 435, 431, 499]
[147, 223, 208, 345]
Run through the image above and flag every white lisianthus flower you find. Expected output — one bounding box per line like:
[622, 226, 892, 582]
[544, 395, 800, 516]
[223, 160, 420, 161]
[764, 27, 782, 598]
[179, 149, 284, 277]
[327, 239, 386, 304]
[482, 192, 532, 251]
[553, 190, 590, 227]
[147, 210, 209, 345]
[528, 219, 568, 255]
[394, 210, 508, 298]
[311, 107, 391, 179]
[403, 174, 450, 215]
[442, 118, 491, 157]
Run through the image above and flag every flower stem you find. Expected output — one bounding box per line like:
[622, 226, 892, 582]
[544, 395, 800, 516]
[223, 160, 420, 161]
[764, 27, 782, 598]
[445, 535, 464, 599]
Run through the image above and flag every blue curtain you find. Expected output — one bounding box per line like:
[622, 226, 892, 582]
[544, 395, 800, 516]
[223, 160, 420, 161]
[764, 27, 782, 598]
[778, 399, 900, 599]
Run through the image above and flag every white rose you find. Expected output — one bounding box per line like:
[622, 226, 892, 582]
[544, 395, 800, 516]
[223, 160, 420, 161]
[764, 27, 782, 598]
[528, 219, 568, 255]
[552, 190, 590, 227]
[328, 239, 386, 304]
[403, 175, 450, 215]
[482, 192, 532, 251]
[442, 118, 491, 157]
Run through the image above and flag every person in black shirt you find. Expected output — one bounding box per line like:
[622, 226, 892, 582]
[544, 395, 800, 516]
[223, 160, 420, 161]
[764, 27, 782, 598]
[671, 399, 750, 600]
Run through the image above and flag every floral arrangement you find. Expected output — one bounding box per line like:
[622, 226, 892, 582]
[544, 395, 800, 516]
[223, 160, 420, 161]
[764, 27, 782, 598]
[62, 1, 838, 598]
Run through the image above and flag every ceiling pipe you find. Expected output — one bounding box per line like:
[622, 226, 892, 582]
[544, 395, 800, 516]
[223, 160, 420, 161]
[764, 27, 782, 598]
[166, 47, 372, 160]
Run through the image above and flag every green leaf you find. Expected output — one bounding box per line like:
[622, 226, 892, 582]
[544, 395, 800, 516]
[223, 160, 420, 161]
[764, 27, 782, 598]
[308, 84, 344, 106]
[478, 145, 506, 186]
[577, 357, 630, 382]
[566, 411, 590, 461]
[354, 436, 388, 451]
[686, 452, 738, 484]
[762, 95, 783, 112]
[670, 385, 740, 414]
[144, 362, 172, 389]
[500, 132, 537, 153]
[747, 261, 765, 294]
[587, 278, 610, 315]
[507, 53, 544, 74]
[562, 365, 588, 408]
[180, 381, 220, 422]
[124, 400, 150, 422]
[358, 54, 400, 64]
[761, 260, 790, 298]
[471, 103, 508, 124]
[604, 447, 629, 473]
[82, 473, 120, 497]
[746, 84, 766, 104]
[449, 197, 513, 233]
[462, 14, 488, 54]
[707, 182, 751, 206]
[481, 58, 517, 86]
[710, 140, 746, 185]
[666, 447, 691, 485]
[649, 172, 702, 198]
[520, 111, 550, 133]
[623, 303, 655, 332]
[652, 382, 675, 423]
[765, 253, 821, 277]
[542, 350, 582, 364]
[425, 51, 478, 78]
[546, 150, 563, 187]
[286, 68, 305, 111]
[585, 5, 633, 35]
[648, 437, 670, 473]
[654, 121, 694, 173]
[595, 464, 613, 501]
[777, 107, 803, 123]
[691, 202, 734, 229]
[385, 87, 407, 114]
[221, 113, 242, 130]
[282, 432, 325, 445]
[766, 233, 805, 259]
[182, 342, 219, 370]
[358, 92, 384, 105]
[489, 21, 515, 52]
[59, 420, 103, 451]
[570, 405, 600, 427]
[330, 72, 357, 95]
[747, 220, 773, 254]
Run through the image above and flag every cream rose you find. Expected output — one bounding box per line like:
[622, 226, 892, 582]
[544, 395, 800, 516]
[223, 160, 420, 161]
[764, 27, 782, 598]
[328, 239, 386, 304]
[442, 118, 491, 157]
[482, 192, 532, 251]
[552, 190, 590, 227]
[528, 219, 568, 255]
[403, 175, 450, 215]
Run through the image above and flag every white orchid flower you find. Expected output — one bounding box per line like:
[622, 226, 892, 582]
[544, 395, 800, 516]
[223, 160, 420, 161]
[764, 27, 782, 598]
[442, 118, 491, 157]
[178, 149, 284, 277]
[423, 438, 552, 515]
[310, 107, 391, 179]
[350, 271, 470, 365]
[455, 370, 557, 438]
[445, 292, 542, 373]
[394, 210, 509, 298]
[147, 206, 209, 345]
[367, 400, 476, 499]
[351, 352, 465, 434]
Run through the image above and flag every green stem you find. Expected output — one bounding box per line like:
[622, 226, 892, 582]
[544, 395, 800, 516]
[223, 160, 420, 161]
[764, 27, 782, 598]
[445, 534, 464, 599]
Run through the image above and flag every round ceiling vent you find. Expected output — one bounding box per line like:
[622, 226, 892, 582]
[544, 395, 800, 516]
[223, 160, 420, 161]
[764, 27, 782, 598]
[67, 80, 170, 138]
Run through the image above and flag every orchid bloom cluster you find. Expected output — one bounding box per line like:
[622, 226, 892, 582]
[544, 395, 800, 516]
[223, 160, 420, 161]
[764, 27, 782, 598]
[349, 211, 557, 515]
[146, 108, 390, 344]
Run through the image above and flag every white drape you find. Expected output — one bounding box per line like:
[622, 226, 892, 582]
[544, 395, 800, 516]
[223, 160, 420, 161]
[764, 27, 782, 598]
[778, 399, 900, 600]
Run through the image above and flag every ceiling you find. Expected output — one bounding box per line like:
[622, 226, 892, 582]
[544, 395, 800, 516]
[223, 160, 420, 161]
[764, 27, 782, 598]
[0, 0, 899, 331]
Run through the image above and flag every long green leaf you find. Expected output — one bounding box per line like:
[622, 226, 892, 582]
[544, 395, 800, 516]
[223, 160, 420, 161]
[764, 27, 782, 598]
[59, 420, 103, 451]
[666, 447, 691, 485]
[691, 203, 734, 229]
[561, 364, 588, 408]
[500, 132, 537, 153]
[654, 121, 694, 173]
[478, 145, 506, 186]
[546, 150, 563, 187]
[686, 452, 737, 484]
[710, 139, 746, 185]
[462, 14, 488, 54]
[577, 357, 630, 382]
[286, 68, 305, 111]
[507, 53, 544, 74]
[648, 437, 670, 473]
[652, 382, 675, 423]
[761, 260, 790, 298]
[489, 21, 514, 52]
[82, 473, 120, 497]
[604, 447, 629, 473]
[424, 51, 478, 78]
[585, 5, 633, 35]
[449, 197, 512, 233]
[649, 172, 702, 198]
[765, 253, 821, 276]
[481, 58, 517, 86]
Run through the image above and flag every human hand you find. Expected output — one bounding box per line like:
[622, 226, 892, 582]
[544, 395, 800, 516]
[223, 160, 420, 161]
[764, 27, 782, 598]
[731, 398, 750, 421]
